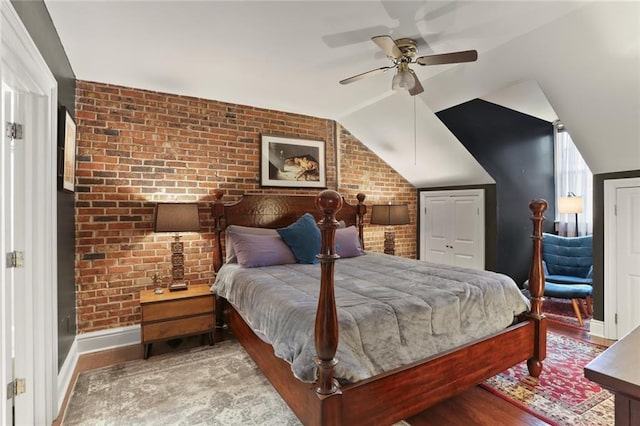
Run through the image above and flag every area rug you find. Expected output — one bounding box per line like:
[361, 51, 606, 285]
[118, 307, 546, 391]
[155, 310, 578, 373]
[482, 332, 613, 425]
[63, 340, 410, 426]
[544, 298, 591, 331]
[62, 340, 301, 425]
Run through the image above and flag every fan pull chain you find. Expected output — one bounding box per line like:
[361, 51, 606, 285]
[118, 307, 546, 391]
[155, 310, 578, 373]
[414, 96, 417, 166]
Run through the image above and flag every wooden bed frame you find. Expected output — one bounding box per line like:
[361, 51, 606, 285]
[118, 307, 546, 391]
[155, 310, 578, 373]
[211, 189, 548, 426]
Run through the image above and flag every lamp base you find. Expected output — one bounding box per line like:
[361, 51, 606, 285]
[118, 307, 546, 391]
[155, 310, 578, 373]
[168, 281, 188, 291]
[383, 230, 396, 256]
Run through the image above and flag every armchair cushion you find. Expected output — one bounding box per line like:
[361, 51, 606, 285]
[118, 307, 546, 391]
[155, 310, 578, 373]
[542, 233, 593, 279]
[545, 274, 593, 285]
[543, 283, 592, 299]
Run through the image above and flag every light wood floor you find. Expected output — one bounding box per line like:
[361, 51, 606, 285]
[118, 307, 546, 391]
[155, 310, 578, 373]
[53, 322, 613, 426]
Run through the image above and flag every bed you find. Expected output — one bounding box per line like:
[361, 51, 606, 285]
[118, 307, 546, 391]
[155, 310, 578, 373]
[210, 189, 548, 426]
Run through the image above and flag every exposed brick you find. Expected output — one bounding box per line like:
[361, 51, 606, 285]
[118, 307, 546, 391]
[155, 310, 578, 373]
[74, 81, 417, 334]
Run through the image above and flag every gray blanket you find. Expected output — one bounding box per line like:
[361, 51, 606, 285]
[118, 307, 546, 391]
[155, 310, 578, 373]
[213, 252, 530, 384]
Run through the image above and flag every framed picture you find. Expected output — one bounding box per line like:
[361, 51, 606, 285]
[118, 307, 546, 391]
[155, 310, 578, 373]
[57, 106, 77, 192]
[260, 135, 326, 188]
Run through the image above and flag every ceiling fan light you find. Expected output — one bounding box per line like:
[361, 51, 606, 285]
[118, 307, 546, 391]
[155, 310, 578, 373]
[392, 68, 415, 91]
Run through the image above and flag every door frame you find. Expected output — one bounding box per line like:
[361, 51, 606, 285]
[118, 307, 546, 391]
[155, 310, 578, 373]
[604, 177, 640, 340]
[0, 1, 58, 423]
[419, 188, 485, 269]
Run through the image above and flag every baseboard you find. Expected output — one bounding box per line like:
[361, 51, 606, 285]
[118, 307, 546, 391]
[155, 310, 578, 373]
[76, 324, 141, 354]
[54, 326, 141, 423]
[57, 338, 78, 414]
[589, 319, 605, 338]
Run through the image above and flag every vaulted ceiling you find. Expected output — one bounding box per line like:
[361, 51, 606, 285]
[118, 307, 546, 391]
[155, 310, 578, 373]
[45, 1, 640, 187]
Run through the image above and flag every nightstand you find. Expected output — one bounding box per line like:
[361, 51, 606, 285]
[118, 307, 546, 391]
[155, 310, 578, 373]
[140, 284, 215, 359]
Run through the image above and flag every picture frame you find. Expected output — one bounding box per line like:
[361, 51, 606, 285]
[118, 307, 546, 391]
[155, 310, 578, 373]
[57, 106, 77, 192]
[260, 135, 326, 188]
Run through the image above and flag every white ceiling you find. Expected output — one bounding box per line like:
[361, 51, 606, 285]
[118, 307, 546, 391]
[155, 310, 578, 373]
[45, 1, 640, 186]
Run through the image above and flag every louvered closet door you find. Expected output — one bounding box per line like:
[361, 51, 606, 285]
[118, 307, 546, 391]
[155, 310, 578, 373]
[420, 190, 484, 270]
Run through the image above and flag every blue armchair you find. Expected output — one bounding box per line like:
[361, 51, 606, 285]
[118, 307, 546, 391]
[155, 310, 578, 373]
[540, 232, 593, 326]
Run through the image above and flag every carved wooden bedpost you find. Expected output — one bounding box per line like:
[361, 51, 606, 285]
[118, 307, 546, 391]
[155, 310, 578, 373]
[314, 190, 343, 397]
[527, 199, 548, 378]
[211, 189, 225, 273]
[355, 193, 367, 250]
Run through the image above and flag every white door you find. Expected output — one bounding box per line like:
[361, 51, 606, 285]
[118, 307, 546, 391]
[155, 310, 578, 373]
[615, 185, 640, 338]
[1, 81, 33, 426]
[1, 82, 29, 424]
[604, 178, 640, 340]
[420, 189, 484, 269]
[1, 3, 59, 423]
[422, 196, 450, 264]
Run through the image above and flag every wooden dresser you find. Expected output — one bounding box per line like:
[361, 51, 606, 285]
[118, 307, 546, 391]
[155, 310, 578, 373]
[140, 284, 215, 359]
[585, 325, 640, 425]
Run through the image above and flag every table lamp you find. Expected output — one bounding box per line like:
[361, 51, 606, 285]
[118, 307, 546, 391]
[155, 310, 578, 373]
[154, 203, 200, 291]
[370, 203, 410, 255]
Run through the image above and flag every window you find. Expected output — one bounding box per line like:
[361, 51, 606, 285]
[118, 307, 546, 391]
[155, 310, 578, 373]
[554, 125, 592, 236]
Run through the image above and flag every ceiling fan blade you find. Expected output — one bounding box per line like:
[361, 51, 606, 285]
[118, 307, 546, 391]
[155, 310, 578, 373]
[339, 66, 396, 85]
[408, 70, 424, 96]
[415, 50, 478, 66]
[372, 35, 402, 59]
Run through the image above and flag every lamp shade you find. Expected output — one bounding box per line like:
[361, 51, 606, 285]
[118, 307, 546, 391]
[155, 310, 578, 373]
[154, 203, 201, 233]
[370, 204, 410, 226]
[557, 196, 583, 214]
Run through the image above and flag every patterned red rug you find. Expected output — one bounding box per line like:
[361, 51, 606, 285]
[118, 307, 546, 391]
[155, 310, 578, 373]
[544, 298, 591, 331]
[482, 332, 613, 425]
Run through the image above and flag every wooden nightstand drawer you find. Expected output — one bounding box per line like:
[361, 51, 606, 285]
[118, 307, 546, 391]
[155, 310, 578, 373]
[142, 314, 214, 342]
[142, 296, 214, 322]
[139, 284, 216, 359]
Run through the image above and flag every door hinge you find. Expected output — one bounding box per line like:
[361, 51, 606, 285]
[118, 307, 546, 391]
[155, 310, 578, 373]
[6, 250, 24, 268]
[614, 204, 617, 216]
[615, 313, 618, 324]
[5, 122, 23, 140]
[6, 378, 26, 399]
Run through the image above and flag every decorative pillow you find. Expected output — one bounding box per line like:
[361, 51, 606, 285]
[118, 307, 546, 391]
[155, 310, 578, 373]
[335, 226, 364, 258]
[225, 225, 278, 263]
[276, 213, 321, 264]
[228, 232, 296, 268]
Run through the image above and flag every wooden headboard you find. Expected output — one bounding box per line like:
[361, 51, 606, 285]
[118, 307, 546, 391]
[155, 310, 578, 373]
[210, 189, 367, 271]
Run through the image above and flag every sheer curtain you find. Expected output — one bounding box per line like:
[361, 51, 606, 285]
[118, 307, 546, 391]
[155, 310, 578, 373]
[555, 128, 593, 236]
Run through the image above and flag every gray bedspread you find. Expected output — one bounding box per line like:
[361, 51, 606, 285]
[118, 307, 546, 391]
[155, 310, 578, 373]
[213, 252, 530, 384]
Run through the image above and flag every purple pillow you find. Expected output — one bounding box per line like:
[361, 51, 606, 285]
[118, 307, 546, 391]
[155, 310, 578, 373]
[335, 226, 364, 258]
[225, 225, 278, 263]
[229, 231, 296, 268]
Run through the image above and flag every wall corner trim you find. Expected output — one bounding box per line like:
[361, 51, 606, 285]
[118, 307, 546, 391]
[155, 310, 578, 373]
[57, 338, 78, 415]
[588, 320, 605, 339]
[77, 325, 141, 355]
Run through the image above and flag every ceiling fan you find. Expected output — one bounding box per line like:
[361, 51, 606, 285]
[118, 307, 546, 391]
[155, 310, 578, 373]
[339, 35, 478, 96]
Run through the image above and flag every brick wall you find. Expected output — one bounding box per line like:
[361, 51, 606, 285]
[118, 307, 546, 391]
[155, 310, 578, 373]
[75, 80, 417, 333]
[338, 125, 417, 258]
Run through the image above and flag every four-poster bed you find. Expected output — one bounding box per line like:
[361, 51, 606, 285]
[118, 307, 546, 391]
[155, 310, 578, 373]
[210, 189, 548, 426]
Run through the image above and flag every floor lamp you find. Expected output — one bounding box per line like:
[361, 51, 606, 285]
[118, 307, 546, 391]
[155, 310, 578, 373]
[557, 193, 583, 236]
[154, 202, 201, 291]
[370, 203, 410, 255]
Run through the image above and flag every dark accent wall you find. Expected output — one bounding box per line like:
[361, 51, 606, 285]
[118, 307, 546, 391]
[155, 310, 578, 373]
[436, 99, 555, 285]
[11, 0, 77, 370]
[592, 170, 640, 321]
[417, 184, 497, 272]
